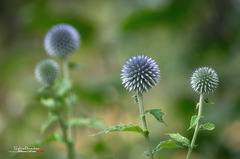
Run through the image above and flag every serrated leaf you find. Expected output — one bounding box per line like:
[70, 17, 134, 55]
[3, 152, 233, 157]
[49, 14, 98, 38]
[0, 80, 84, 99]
[144, 140, 182, 156]
[40, 98, 55, 108]
[68, 62, 82, 70]
[94, 123, 146, 136]
[54, 78, 72, 96]
[67, 117, 105, 128]
[204, 98, 214, 104]
[169, 133, 190, 147]
[200, 123, 215, 131]
[145, 109, 167, 127]
[155, 140, 182, 150]
[188, 115, 201, 130]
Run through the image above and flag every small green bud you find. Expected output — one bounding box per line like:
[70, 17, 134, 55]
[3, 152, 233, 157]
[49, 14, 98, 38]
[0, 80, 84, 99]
[35, 59, 59, 85]
[191, 67, 219, 94]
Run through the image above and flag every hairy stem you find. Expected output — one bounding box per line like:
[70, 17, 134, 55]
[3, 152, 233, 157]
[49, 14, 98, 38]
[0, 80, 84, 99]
[58, 115, 75, 159]
[49, 85, 75, 159]
[137, 92, 154, 159]
[62, 58, 75, 142]
[186, 93, 204, 159]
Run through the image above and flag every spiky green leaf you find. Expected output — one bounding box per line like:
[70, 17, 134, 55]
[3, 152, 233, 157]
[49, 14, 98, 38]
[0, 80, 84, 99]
[94, 123, 146, 136]
[155, 140, 182, 150]
[169, 133, 190, 147]
[188, 115, 201, 130]
[145, 109, 167, 127]
[200, 123, 215, 131]
[144, 140, 182, 156]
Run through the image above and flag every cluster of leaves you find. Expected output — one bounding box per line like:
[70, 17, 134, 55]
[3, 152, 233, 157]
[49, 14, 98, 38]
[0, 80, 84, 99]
[168, 98, 215, 149]
[35, 70, 104, 147]
[94, 109, 167, 135]
[94, 97, 216, 157]
[39, 78, 75, 108]
[94, 107, 181, 156]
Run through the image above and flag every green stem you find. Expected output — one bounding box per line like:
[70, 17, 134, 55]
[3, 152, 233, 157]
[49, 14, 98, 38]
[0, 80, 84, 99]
[58, 115, 75, 159]
[62, 58, 75, 142]
[137, 92, 154, 159]
[49, 85, 75, 159]
[186, 93, 204, 159]
[62, 58, 70, 79]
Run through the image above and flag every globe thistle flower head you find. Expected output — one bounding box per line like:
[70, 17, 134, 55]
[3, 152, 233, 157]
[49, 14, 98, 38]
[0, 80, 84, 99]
[35, 59, 59, 85]
[44, 24, 80, 59]
[191, 67, 219, 94]
[121, 55, 160, 94]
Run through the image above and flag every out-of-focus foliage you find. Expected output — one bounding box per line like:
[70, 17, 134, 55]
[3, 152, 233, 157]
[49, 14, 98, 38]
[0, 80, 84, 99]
[1, 0, 240, 159]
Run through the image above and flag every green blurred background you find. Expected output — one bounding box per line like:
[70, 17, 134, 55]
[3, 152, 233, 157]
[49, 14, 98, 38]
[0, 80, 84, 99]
[1, 0, 240, 158]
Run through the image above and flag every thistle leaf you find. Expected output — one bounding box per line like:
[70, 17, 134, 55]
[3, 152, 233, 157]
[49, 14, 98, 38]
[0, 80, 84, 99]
[200, 123, 215, 131]
[144, 140, 182, 156]
[169, 133, 190, 147]
[144, 109, 167, 127]
[188, 115, 201, 130]
[93, 123, 146, 136]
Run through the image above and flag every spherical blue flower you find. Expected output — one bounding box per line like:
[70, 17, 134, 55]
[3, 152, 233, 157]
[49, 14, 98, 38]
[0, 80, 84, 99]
[35, 59, 59, 85]
[191, 67, 219, 94]
[44, 24, 80, 58]
[121, 55, 160, 93]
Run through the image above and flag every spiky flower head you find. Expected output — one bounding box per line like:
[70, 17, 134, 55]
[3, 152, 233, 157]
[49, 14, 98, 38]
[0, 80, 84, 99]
[121, 55, 160, 94]
[35, 59, 59, 85]
[44, 24, 80, 59]
[191, 67, 219, 94]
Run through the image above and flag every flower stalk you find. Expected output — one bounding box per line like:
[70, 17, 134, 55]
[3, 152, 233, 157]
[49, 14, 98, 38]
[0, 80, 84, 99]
[49, 84, 75, 159]
[62, 58, 76, 149]
[62, 58, 70, 79]
[121, 55, 160, 159]
[185, 67, 219, 159]
[186, 93, 204, 159]
[58, 112, 75, 159]
[35, 23, 81, 159]
[137, 92, 154, 159]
